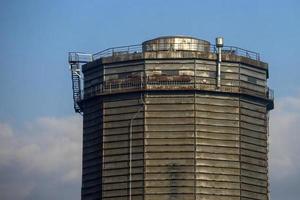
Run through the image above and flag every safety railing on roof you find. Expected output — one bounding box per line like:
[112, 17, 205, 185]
[69, 52, 93, 63]
[93, 45, 142, 60]
[92, 43, 260, 61]
[221, 46, 260, 61]
[83, 76, 273, 100]
[267, 87, 274, 100]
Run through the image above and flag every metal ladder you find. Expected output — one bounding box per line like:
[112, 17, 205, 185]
[68, 52, 92, 113]
[70, 63, 82, 112]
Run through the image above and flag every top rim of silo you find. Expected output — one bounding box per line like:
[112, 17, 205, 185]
[142, 35, 210, 43]
[142, 35, 211, 52]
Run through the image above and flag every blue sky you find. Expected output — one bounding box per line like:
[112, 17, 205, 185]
[0, 0, 300, 199]
[0, 0, 299, 123]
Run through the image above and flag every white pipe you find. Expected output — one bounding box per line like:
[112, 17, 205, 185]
[217, 46, 222, 89]
[216, 37, 224, 89]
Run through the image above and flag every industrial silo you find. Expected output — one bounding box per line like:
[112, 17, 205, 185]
[69, 36, 274, 200]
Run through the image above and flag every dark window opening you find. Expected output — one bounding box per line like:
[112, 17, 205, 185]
[161, 70, 179, 76]
[247, 76, 257, 84]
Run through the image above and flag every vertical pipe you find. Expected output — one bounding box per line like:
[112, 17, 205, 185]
[129, 119, 133, 200]
[215, 37, 224, 90]
[129, 96, 144, 200]
[217, 47, 222, 89]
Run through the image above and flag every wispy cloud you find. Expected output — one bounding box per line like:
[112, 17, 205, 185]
[269, 95, 300, 200]
[0, 116, 82, 200]
[0, 95, 299, 200]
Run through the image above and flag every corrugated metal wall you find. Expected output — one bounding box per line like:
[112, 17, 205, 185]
[102, 95, 144, 200]
[82, 98, 103, 200]
[81, 50, 271, 200]
[144, 93, 195, 200]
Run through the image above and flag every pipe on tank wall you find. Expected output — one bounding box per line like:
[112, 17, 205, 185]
[216, 37, 224, 89]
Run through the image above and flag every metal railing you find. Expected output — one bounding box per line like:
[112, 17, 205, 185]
[92, 43, 260, 61]
[93, 45, 142, 60]
[83, 76, 272, 100]
[221, 46, 260, 61]
[267, 87, 274, 100]
[69, 52, 93, 63]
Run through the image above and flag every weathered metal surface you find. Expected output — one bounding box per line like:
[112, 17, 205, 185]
[78, 36, 273, 200]
[142, 36, 211, 52]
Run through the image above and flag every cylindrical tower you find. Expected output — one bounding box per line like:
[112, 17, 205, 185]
[69, 36, 274, 200]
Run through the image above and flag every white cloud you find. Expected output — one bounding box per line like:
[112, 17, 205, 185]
[269, 95, 300, 178]
[269, 95, 300, 199]
[0, 96, 299, 200]
[0, 115, 82, 200]
[0, 123, 16, 167]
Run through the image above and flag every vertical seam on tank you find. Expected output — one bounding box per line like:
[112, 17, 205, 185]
[101, 98, 104, 200]
[81, 101, 85, 199]
[193, 59, 197, 200]
[143, 60, 146, 200]
[267, 112, 270, 200]
[101, 64, 105, 200]
[238, 63, 242, 200]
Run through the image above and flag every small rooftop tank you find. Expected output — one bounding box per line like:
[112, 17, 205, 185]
[142, 36, 210, 52]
